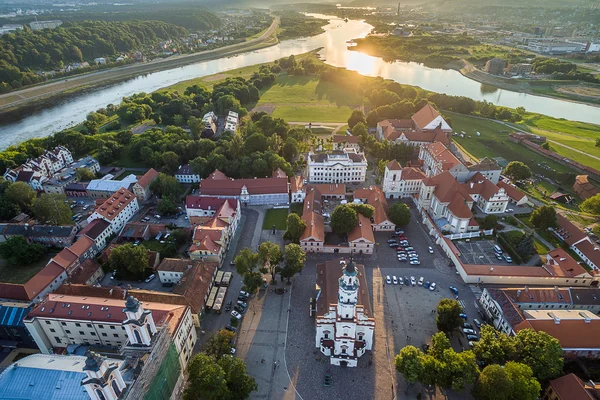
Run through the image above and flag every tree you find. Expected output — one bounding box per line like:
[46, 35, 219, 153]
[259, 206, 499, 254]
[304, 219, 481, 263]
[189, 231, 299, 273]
[258, 241, 283, 281]
[529, 205, 557, 230]
[348, 203, 375, 218]
[395, 346, 423, 384]
[388, 202, 411, 227]
[513, 328, 563, 381]
[283, 213, 306, 243]
[473, 325, 515, 366]
[436, 298, 462, 333]
[581, 193, 600, 215]
[281, 243, 306, 282]
[351, 122, 368, 138]
[504, 161, 531, 182]
[235, 247, 263, 293]
[515, 233, 534, 259]
[0, 235, 45, 265]
[481, 215, 498, 230]
[596, 138, 600, 148]
[474, 362, 540, 400]
[150, 173, 183, 198]
[157, 196, 178, 215]
[347, 110, 366, 130]
[330, 204, 358, 236]
[185, 353, 229, 400]
[217, 354, 258, 400]
[32, 194, 73, 225]
[4, 181, 36, 211]
[108, 243, 149, 279]
[282, 138, 298, 162]
[0, 196, 20, 220]
[162, 151, 180, 174]
[203, 330, 235, 358]
[75, 168, 96, 181]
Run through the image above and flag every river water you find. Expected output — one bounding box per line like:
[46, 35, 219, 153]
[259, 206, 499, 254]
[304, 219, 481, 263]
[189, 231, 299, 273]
[0, 14, 598, 150]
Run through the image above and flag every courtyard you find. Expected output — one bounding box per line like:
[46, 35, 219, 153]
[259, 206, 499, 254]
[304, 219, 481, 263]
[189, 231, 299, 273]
[455, 239, 513, 266]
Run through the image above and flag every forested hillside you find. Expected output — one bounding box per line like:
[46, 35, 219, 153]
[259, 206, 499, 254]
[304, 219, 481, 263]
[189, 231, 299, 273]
[0, 20, 189, 90]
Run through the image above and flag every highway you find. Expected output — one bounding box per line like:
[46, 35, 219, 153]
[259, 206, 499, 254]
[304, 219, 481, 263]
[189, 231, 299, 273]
[0, 17, 280, 112]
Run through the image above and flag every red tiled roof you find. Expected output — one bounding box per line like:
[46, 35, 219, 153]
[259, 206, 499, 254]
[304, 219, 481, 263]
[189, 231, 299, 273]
[24, 262, 66, 299]
[300, 188, 324, 242]
[68, 235, 94, 257]
[514, 318, 600, 350]
[199, 170, 288, 196]
[548, 248, 589, 277]
[401, 129, 450, 144]
[348, 214, 375, 243]
[311, 183, 346, 196]
[53, 248, 78, 269]
[78, 219, 111, 240]
[401, 167, 426, 180]
[69, 259, 102, 285]
[333, 135, 359, 144]
[94, 188, 136, 221]
[556, 214, 588, 246]
[135, 168, 159, 189]
[173, 262, 218, 314]
[423, 142, 463, 172]
[354, 186, 389, 226]
[497, 180, 527, 202]
[464, 172, 503, 201]
[574, 240, 600, 269]
[386, 160, 402, 171]
[412, 104, 440, 130]
[0, 283, 31, 301]
[548, 373, 596, 400]
[290, 176, 304, 193]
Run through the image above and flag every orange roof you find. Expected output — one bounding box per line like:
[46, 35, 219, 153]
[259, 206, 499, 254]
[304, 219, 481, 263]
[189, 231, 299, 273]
[401, 167, 426, 180]
[300, 188, 325, 242]
[447, 192, 474, 219]
[190, 235, 221, 253]
[424, 171, 473, 205]
[290, 176, 304, 193]
[199, 170, 288, 196]
[69, 259, 102, 285]
[401, 129, 450, 145]
[574, 240, 600, 269]
[311, 183, 346, 196]
[23, 262, 66, 299]
[272, 168, 287, 178]
[68, 235, 94, 257]
[548, 248, 589, 277]
[348, 214, 375, 243]
[549, 373, 596, 400]
[94, 188, 136, 221]
[464, 172, 503, 201]
[411, 104, 441, 130]
[173, 262, 218, 313]
[514, 318, 600, 350]
[497, 180, 527, 202]
[555, 213, 588, 246]
[423, 142, 463, 172]
[386, 160, 402, 171]
[53, 248, 78, 269]
[354, 186, 390, 226]
[135, 168, 159, 189]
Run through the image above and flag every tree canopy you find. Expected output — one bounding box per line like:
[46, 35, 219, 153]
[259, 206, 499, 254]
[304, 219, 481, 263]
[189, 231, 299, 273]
[474, 362, 541, 400]
[529, 205, 557, 230]
[108, 243, 149, 279]
[504, 161, 532, 182]
[281, 243, 306, 282]
[257, 241, 283, 281]
[436, 298, 463, 333]
[388, 202, 411, 226]
[581, 193, 600, 215]
[0, 235, 46, 265]
[330, 204, 359, 236]
[283, 213, 306, 243]
[33, 194, 73, 225]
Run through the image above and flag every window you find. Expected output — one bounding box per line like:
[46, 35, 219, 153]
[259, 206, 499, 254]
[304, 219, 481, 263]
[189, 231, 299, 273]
[102, 333, 107, 337]
[75, 323, 81, 327]
[98, 325, 104, 329]
[50, 328, 56, 333]
[61, 322, 66, 326]
[113, 334, 119, 338]
[55, 336, 62, 344]
[65, 330, 71, 334]
[45, 321, 51, 325]
[110, 326, 115, 330]
[79, 331, 85, 335]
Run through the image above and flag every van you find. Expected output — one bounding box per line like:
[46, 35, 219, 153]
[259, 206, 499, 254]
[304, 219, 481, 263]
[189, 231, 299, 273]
[494, 245, 502, 254]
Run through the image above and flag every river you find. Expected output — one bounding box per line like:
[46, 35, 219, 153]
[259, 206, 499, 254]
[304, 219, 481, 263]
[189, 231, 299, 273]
[0, 14, 598, 150]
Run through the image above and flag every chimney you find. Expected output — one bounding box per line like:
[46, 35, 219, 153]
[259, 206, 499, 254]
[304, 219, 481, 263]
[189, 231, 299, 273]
[525, 286, 529, 292]
[470, 182, 474, 189]
[517, 289, 521, 297]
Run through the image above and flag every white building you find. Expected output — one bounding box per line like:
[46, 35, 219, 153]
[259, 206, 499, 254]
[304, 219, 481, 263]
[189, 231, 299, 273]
[224, 110, 239, 132]
[463, 172, 509, 214]
[3, 146, 73, 190]
[175, 164, 201, 183]
[307, 150, 367, 184]
[315, 259, 375, 367]
[185, 196, 241, 234]
[419, 142, 470, 180]
[29, 20, 62, 30]
[87, 174, 137, 198]
[24, 293, 197, 368]
[382, 160, 426, 199]
[87, 188, 139, 235]
[528, 40, 586, 54]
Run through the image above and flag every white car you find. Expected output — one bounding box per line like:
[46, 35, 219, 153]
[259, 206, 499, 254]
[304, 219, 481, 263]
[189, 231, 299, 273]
[231, 310, 242, 320]
[429, 282, 436, 291]
[410, 260, 421, 265]
[428, 246, 434, 254]
[392, 276, 398, 285]
[463, 328, 475, 334]
[386, 275, 391, 284]
[410, 276, 416, 286]
[418, 277, 424, 286]
[145, 274, 155, 283]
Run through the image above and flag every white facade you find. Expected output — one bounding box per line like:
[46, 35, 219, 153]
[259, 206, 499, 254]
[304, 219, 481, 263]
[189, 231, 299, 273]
[382, 164, 424, 199]
[87, 195, 139, 236]
[158, 270, 185, 284]
[315, 261, 375, 367]
[308, 151, 367, 184]
[419, 144, 469, 181]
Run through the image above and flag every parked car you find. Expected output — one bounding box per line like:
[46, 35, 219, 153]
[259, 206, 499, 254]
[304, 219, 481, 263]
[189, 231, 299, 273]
[429, 282, 436, 291]
[145, 274, 155, 283]
[392, 276, 398, 285]
[225, 325, 236, 332]
[387, 239, 398, 244]
[389, 242, 398, 248]
[460, 313, 468, 319]
[463, 328, 475, 334]
[428, 246, 434, 254]
[231, 310, 242, 320]
[386, 275, 392, 284]
[405, 247, 414, 251]
[225, 300, 232, 312]
[503, 254, 513, 263]
[473, 319, 482, 329]
[410, 260, 421, 265]
[398, 277, 403, 285]
[234, 305, 246, 314]
[449, 286, 459, 295]
[463, 322, 473, 329]
[466, 334, 479, 341]
[388, 234, 398, 238]
[395, 229, 404, 235]
[410, 276, 416, 286]
[418, 277, 424, 286]
[239, 290, 250, 298]
[495, 253, 503, 260]
[423, 281, 430, 289]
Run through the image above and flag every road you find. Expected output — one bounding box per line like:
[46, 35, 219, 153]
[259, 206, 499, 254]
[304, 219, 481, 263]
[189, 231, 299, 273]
[0, 17, 280, 112]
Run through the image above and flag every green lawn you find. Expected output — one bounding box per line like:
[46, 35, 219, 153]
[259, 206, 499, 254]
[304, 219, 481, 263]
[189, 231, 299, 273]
[263, 208, 289, 230]
[0, 254, 53, 284]
[258, 75, 362, 106]
[271, 106, 354, 122]
[290, 203, 303, 215]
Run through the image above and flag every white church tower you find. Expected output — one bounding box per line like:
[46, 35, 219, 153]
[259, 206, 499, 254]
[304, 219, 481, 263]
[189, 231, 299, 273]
[315, 259, 375, 367]
[81, 351, 127, 400]
[122, 296, 157, 346]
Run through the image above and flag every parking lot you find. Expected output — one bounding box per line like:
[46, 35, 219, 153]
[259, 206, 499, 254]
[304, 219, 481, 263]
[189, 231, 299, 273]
[455, 240, 513, 265]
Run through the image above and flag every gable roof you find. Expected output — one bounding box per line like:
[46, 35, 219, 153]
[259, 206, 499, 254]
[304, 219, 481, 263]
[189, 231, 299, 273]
[574, 240, 600, 268]
[93, 188, 136, 221]
[555, 213, 588, 246]
[386, 160, 402, 171]
[354, 186, 390, 226]
[78, 219, 111, 240]
[333, 134, 360, 144]
[172, 262, 218, 313]
[422, 142, 464, 172]
[549, 373, 596, 400]
[497, 180, 527, 202]
[547, 248, 589, 277]
[348, 214, 375, 243]
[412, 104, 441, 130]
[514, 317, 600, 350]
[300, 187, 325, 242]
[464, 172, 504, 201]
[135, 168, 159, 189]
[69, 259, 102, 284]
[199, 170, 288, 196]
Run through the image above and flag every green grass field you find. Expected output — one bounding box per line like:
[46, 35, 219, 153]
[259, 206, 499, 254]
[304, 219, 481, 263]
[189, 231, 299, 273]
[263, 208, 289, 230]
[0, 255, 53, 284]
[271, 106, 354, 122]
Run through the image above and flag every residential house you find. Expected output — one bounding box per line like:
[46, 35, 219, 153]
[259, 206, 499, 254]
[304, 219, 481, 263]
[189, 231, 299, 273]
[462, 172, 509, 214]
[3, 146, 74, 191]
[412, 104, 452, 133]
[382, 160, 426, 199]
[118, 222, 168, 243]
[175, 164, 201, 184]
[189, 226, 226, 264]
[545, 373, 600, 400]
[419, 142, 470, 181]
[290, 176, 306, 203]
[348, 215, 375, 254]
[307, 150, 367, 184]
[553, 214, 600, 271]
[497, 180, 529, 206]
[573, 175, 599, 200]
[87, 188, 139, 236]
[376, 104, 452, 146]
[76, 219, 112, 251]
[467, 157, 502, 184]
[68, 259, 104, 285]
[172, 262, 219, 325]
[198, 170, 289, 206]
[0, 224, 77, 247]
[185, 196, 241, 233]
[333, 134, 361, 151]
[132, 168, 159, 203]
[0, 262, 67, 304]
[354, 186, 394, 231]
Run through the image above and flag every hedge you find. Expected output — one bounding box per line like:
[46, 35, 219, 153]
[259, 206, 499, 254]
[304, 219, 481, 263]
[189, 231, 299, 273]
[497, 234, 523, 264]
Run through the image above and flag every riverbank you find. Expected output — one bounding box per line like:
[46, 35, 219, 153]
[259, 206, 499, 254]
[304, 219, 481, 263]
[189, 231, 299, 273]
[0, 17, 280, 118]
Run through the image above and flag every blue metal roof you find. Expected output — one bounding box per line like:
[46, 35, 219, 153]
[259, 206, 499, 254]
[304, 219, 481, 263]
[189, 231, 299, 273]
[0, 366, 88, 400]
[0, 305, 30, 328]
